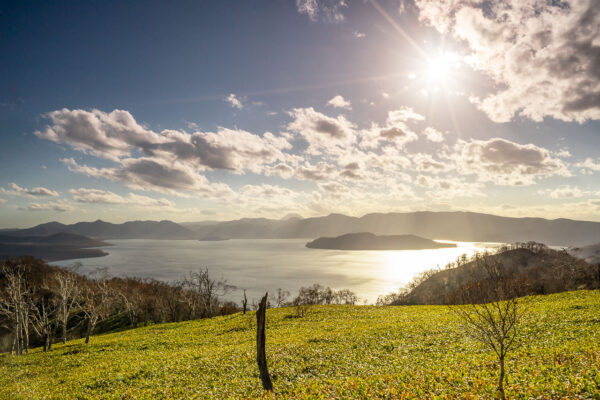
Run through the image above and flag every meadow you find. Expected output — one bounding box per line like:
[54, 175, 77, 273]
[1, 290, 599, 399]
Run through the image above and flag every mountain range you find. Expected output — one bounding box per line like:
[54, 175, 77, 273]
[3, 211, 600, 246]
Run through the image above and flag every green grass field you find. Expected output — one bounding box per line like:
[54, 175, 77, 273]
[2, 290, 599, 399]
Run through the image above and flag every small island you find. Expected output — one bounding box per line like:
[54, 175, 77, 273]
[305, 232, 457, 251]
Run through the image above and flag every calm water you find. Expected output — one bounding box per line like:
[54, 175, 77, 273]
[57, 239, 502, 304]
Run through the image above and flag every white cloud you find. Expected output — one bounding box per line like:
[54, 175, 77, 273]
[450, 138, 570, 185]
[225, 93, 243, 109]
[360, 108, 421, 149]
[327, 95, 351, 109]
[411, 153, 450, 173]
[387, 106, 425, 124]
[575, 158, 600, 172]
[296, 0, 346, 22]
[1, 183, 59, 197]
[26, 200, 73, 212]
[287, 107, 356, 155]
[353, 31, 366, 38]
[416, 174, 485, 199]
[415, 0, 600, 123]
[70, 188, 174, 207]
[548, 185, 584, 199]
[422, 127, 445, 143]
[0, 198, 6, 204]
[38, 109, 297, 195]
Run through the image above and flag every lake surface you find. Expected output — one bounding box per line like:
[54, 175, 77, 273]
[57, 239, 502, 304]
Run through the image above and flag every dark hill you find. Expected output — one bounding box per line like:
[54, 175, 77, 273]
[0, 232, 109, 261]
[306, 233, 456, 250]
[393, 244, 600, 305]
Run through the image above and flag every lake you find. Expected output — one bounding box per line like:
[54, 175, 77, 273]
[57, 239, 502, 304]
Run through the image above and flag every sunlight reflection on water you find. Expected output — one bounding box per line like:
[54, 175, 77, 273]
[57, 239, 502, 304]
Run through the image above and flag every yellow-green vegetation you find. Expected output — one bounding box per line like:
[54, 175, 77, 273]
[2, 290, 600, 399]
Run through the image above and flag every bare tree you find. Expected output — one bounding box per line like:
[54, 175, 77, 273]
[182, 268, 231, 318]
[450, 254, 525, 400]
[28, 280, 57, 352]
[242, 289, 248, 314]
[0, 264, 30, 355]
[275, 288, 290, 307]
[52, 264, 81, 344]
[81, 268, 114, 344]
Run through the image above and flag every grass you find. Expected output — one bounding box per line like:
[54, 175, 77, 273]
[2, 290, 600, 399]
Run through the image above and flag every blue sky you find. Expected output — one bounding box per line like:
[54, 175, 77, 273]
[1, 0, 599, 228]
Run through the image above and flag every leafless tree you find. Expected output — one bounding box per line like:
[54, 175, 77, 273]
[450, 254, 525, 400]
[275, 288, 290, 307]
[52, 264, 81, 344]
[181, 268, 231, 318]
[28, 279, 57, 352]
[81, 268, 114, 343]
[242, 289, 248, 314]
[0, 264, 30, 355]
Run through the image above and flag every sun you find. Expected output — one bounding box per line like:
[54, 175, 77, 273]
[425, 51, 460, 86]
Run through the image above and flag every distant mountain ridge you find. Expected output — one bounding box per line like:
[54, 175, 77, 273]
[187, 211, 600, 246]
[4, 220, 195, 240]
[5, 211, 600, 246]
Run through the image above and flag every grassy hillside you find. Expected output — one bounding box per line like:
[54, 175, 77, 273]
[2, 291, 600, 399]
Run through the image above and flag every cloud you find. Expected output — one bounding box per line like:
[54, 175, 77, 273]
[319, 181, 348, 194]
[1, 183, 59, 197]
[287, 107, 356, 155]
[388, 106, 425, 123]
[360, 108, 421, 149]
[0, 198, 6, 204]
[411, 153, 450, 173]
[422, 127, 445, 143]
[327, 95, 352, 109]
[415, 175, 485, 199]
[548, 185, 584, 199]
[38, 109, 298, 196]
[451, 138, 570, 185]
[575, 157, 600, 172]
[26, 201, 73, 212]
[297, 162, 337, 180]
[225, 93, 243, 109]
[70, 188, 174, 207]
[415, 0, 600, 122]
[353, 31, 366, 38]
[296, 0, 346, 22]
[35, 108, 161, 161]
[62, 157, 232, 197]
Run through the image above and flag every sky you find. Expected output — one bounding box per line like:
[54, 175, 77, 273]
[0, 0, 599, 228]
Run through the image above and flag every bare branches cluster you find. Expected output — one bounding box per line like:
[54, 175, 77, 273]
[0, 257, 238, 354]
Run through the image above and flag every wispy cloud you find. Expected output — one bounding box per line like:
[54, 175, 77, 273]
[327, 95, 352, 109]
[296, 0, 346, 22]
[1, 183, 59, 197]
[225, 93, 243, 109]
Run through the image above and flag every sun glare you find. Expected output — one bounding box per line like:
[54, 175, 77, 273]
[425, 51, 460, 86]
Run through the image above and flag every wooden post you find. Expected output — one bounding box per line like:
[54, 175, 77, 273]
[243, 289, 248, 315]
[256, 293, 273, 391]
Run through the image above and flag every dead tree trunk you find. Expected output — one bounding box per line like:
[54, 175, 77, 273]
[256, 293, 273, 392]
[243, 289, 248, 315]
[85, 319, 93, 344]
